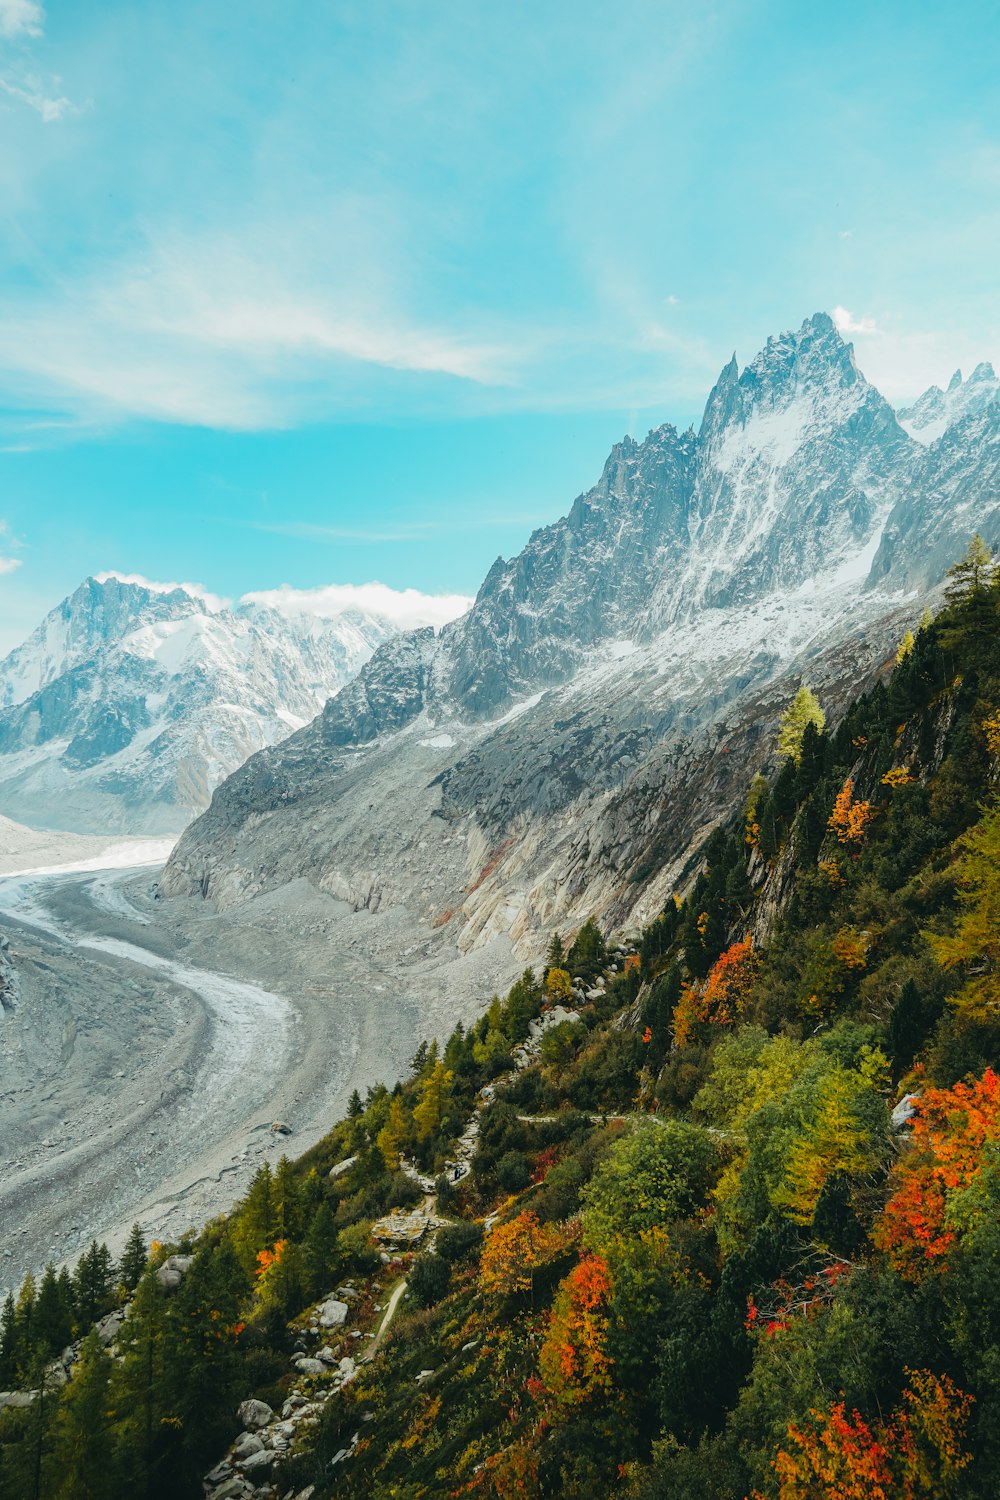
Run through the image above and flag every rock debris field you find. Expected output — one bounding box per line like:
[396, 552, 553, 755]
[0, 847, 518, 1296]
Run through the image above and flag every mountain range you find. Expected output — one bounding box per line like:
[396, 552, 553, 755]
[0, 576, 410, 833]
[158, 313, 1000, 959]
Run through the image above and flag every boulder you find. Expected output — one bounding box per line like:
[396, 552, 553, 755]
[238, 1448, 275, 1473]
[328, 1156, 357, 1180]
[315, 1345, 337, 1364]
[95, 1309, 125, 1347]
[0, 1391, 35, 1411]
[295, 1358, 327, 1376]
[209, 1480, 247, 1500]
[271, 1121, 293, 1136]
[338, 1356, 357, 1384]
[232, 1432, 264, 1460]
[155, 1255, 194, 1292]
[237, 1397, 274, 1430]
[317, 1297, 349, 1328]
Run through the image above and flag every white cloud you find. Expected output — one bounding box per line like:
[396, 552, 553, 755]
[0, 556, 21, 575]
[0, 74, 75, 121]
[832, 305, 879, 336]
[0, 224, 512, 429]
[241, 582, 472, 631]
[0, 0, 42, 40]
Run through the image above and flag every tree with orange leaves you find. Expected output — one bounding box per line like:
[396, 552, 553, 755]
[673, 937, 759, 1046]
[479, 1210, 577, 1304]
[828, 778, 875, 846]
[875, 1067, 1000, 1279]
[757, 1369, 972, 1500]
[537, 1253, 614, 1410]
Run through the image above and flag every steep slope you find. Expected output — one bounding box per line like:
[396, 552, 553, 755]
[0, 575, 403, 833]
[162, 313, 996, 953]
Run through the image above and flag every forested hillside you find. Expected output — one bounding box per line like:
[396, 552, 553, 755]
[6, 539, 1000, 1498]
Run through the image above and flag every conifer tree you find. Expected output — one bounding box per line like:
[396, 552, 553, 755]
[545, 932, 567, 972]
[346, 1087, 364, 1118]
[72, 1243, 114, 1333]
[777, 685, 826, 763]
[303, 1202, 340, 1298]
[413, 1060, 454, 1142]
[34, 1264, 72, 1359]
[945, 532, 994, 604]
[117, 1225, 148, 1296]
[376, 1094, 412, 1169]
[52, 1330, 114, 1500]
[0, 1290, 16, 1386]
[110, 1268, 168, 1498]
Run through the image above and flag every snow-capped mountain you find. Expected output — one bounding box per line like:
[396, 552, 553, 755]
[896, 363, 1000, 446]
[162, 313, 1000, 959]
[0, 574, 417, 833]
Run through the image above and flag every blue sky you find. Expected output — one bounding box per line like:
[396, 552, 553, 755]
[0, 0, 997, 648]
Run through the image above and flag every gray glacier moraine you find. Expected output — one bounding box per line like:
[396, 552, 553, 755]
[0, 847, 517, 1295]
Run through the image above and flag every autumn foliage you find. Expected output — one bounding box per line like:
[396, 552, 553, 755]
[537, 1253, 614, 1409]
[479, 1211, 577, 1302]
[760, 1369, 972, 1500]
[875, 1067, 1000, 1279]
[828, 777, 876, 846]
[672, 937, 759, 1046]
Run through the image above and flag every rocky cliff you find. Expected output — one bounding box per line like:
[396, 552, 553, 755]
[161, 313, 1000, 956]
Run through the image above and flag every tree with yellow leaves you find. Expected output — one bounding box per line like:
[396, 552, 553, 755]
[778, 686, 826, 763]
[376, 1094, 412, 1169]
[413, 1059, 454, 1142]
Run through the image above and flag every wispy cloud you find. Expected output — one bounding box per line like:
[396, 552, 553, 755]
[250, 513, 549, 544]
[0, 519, 24, 575]
[0, 73, 75, 121]
[0, 224, 514, 429]
[0, 0, 42, 40]
[0, 556, 22, 575]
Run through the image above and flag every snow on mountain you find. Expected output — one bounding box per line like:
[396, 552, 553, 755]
[896, 363, 1000, 446]
[0, 574, 468, 834]
[164, 310, 998, 962]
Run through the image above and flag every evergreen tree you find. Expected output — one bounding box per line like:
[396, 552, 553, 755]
[346, 1088, 364, 1119]
[945, 532, 994, 604]
[72, 1243, 114, 1333]
[0, 1290, 16, 1387]
[117, 1225, 148, 1296]
[777, 685, 826, 763]
[567, 919, 607, 984]
[273, 1155, 302, 1240]
[110, 1269, 168, 1500]
[52, 1330, 114, 1500]
[545, 932, 567, 972]
[33, 1265, 72, 1359]
[303, 1202, 340, 1299]
[232, 1163, 274, 1275]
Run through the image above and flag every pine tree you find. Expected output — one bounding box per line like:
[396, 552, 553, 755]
[303, 1202, 340, 1299]
[110, 1269, 168, 1499]
[34, 1264, 72, 1359]
[346, 1088, 364, 1119]
[273, 1156, 302, 1240]
[52, 1330, 114, 1500]
[567, 919, 607, 984]
[72, 1243, 114, 1333]
[896, 629, 915, 664]
[232, 1164, 274, 1275]
[410, 1039, 430, 1077]
[777, 685, 826, 763]
[545, 932, 567, 972]
[117, 1225, 148, 1296]
[945, 532, 994, 604]
[0, 1290, 16, 1386]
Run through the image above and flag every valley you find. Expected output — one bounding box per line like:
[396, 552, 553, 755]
[0, 850, 517, 1296]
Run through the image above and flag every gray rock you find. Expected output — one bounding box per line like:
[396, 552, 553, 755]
[232, 1432, 264, 1460]
[209, 1480, 247, 1500]
[316, 1297, 348, 1328]
[237, 1397, 274, 1430]
[155, 1254, 194, 1292]
[238, 1447, 275, 1472]
[0, 1391, 35, 1410]
[295, 1358, 327, 1376]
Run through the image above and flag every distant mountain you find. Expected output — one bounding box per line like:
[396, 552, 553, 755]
[0, 575, 417, 833]
[896, 363, 1000, 446]
[163, 313, 1000, 957]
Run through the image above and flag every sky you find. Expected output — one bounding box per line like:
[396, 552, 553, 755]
[0, 0, 997, 650]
